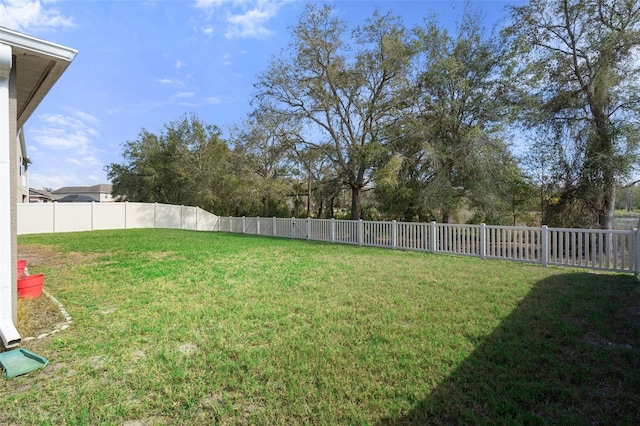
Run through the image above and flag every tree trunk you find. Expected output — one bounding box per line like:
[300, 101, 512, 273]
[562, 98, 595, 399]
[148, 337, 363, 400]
[306, 176, 312, 218]
[261, 195, 269, 217]
[329, 196, 335, 219]
[540, 184, 545, 225]
[599, 176, 616, 230]
[350, 185, 362, 220]
[592, 111, 616, 230]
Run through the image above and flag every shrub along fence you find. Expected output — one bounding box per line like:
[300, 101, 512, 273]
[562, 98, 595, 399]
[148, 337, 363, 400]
[218, 216, 640, 274]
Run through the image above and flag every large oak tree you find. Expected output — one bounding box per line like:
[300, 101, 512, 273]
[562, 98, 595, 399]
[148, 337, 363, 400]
[506, 0, 640, 229]
[254, 5, 412, 219]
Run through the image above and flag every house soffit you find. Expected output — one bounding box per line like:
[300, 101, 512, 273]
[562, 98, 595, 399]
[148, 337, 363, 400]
[0, 26, 77, 129]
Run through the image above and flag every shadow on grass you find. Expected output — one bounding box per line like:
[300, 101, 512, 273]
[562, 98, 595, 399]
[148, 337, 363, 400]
[382, 272, 640, 424]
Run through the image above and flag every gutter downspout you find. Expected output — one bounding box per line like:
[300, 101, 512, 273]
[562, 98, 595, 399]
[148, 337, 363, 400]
[18, 129, 29, 203]
[0, 43, 21, 349]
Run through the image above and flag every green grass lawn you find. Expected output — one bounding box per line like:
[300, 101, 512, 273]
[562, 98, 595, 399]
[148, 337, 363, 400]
[3, 228, 639, 424]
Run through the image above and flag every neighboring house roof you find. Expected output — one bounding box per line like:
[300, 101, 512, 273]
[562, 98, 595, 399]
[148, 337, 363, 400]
[53, 184, 112, 195]
[0, 26, 78, 130]
[57, 194, 96, 202]
[29, 188, 56, 200]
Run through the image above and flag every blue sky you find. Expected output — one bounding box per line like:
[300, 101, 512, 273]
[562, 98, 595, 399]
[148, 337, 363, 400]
[1, 0, 517, 190]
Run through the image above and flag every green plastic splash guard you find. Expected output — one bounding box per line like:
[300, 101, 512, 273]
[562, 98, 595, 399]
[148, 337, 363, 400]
[0, 348, 48, 378]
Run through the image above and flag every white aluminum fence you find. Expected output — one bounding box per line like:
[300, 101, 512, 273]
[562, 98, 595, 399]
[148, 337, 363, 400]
[218, 217, 640, 274]
[17, 202, 219, 235]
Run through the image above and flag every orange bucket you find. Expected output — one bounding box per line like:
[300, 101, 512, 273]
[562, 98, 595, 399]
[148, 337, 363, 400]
[17, 274, 44, 299]
[17, 259, 27, 277]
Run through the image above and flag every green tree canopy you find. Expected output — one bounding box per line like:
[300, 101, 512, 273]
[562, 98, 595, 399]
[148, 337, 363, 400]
[105, 115, 234, 214]
[375, 9, 531, 224]
[254, 4, 413, 219]
[505, 0, 640, 228]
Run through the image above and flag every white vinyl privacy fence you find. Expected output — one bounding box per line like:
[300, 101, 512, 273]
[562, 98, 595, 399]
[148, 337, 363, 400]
[17, 203, 640, 274]
[218, 216, 640, 274]
[18, 202, 219, 234]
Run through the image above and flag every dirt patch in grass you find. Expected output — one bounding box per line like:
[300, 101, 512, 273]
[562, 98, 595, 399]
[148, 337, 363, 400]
[11, 244, 74, 345]
[17, 296, 66, 338]
[18, 244, 65, 269]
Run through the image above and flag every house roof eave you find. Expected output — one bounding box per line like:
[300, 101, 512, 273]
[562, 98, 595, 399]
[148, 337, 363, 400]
[0, 26, 78, 129]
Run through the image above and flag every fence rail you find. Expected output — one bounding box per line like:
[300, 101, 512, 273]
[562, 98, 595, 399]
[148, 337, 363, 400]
[218, 216, 640, 274]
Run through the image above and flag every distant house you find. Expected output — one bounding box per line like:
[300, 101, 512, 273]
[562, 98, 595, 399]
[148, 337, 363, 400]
[57, 194, 97, 202]
[52, 184, 114, 202]
[28, 188, 56, 203]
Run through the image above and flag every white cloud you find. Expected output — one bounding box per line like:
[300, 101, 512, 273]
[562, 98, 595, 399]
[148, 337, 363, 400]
[156, 78, 186, 87]
[194, 0, 286, 39]
[178, 95, 227, 108]
[27, 108, 107, 189]
[65, 158, 83, 166]
[66, 155, 101, 167]
[223, 54, 232, 66]
[72, 110, 100, 125]
[40, 113, 98, 137]
[106, 106, 143, 115]
[31, 109, 100, 153]
[203, 96, 222, 104]
[225, 4, 277, 39]
[194, 0, 239, 8]
[175, 60, 185, 69]
[32, 128, 90, 150]
[142, 91, 196, 108]
[28, 172, 76, 190]
[141, 99, 172, 109]
[0, 0, 74, 32]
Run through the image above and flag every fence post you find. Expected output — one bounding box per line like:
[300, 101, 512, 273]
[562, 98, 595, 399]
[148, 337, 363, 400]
[273, 217, 277, 236]
[391, 220, 397, 249]
[154, 202, 157, 229]
[53, 201, 57, 233]
[306, 217, 311, 239]
[242, 216, 246, 234]
[256, 217, 260, 235]
[634, 228, 640, 276]
[91, 201, 95, 231]
[480, 223, 486, 259]
[358, 219, 363, 246]
[291, 217, 295, 238]
[429, 222, 436, 253]
[330, 218, 335, 243]
[541, 225, 549, 267]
